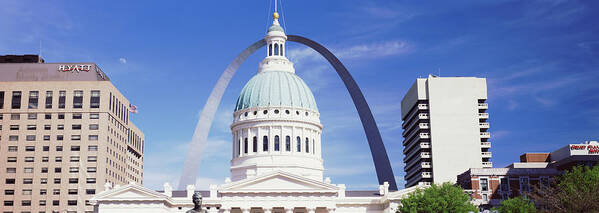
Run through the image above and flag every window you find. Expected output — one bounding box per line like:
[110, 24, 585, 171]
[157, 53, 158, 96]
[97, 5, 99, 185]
[9, 135, 18, 141]
[25, 146, 35, 151]
[11, 113, 20, 120]
[86, 189, 96, 195]
[26, 135, 35, 141]
[86, 178, 96, 184]
[28, 113, 37, 120]
[8, 146, 18, 152]
[41, 168, 48, 173]
[72, 113, 82, 119]
[90, 113, 99, 119]
[11, 91, 21, 109]
[71, 135, 81, 141]
[90, 90, 100, 108]
[71, 146, 80, 151]
[53, 200, 59, 206]
[58, 113, 64, 119]
[70, 156, 80, 162]
[44, 124, 51, 130]
[263, 136, 269, 151]
[4, 190, 14, 195]
[27, 124, 36, 130]
[6, 178, 16, 184]
[297, 136, 301, 152]
[55, 157, 62, 162]
[72, 124, 81, 130]
[7, 157, 17, 162]
[89, 135, 98, 140]
[269, 43, 272, 56]
[88, 145, 98, 151]
[274, 43, 279, 55]
[23, 178, 33, 184]
[22, 189, 32, 195]
[305, 137, 309, 153]
[56, 135, 64, 141]
[59, 90, 66, 108]
[6, 168, 16, 173]
[54, 168, 61, 173]
[69, 167, 79, 173]
[54, 178, 61, 184]
[285, 136, 291, 151]
[40, 200, 46, 206]
[40, 178, 47, 184]
[45, 113, 51, 119]
[68, 200, 77, 206]
[28, 91, 38, 109]
[0, 91, 3, 109]
[69, 178, 78, 184]
[483, 194, 488, 201]
[42, 157, 49, 162]
[87, 156, 97, 162]
[480, 178, 489, 191]
[56, 146, 63, 151]
[89, 124, 99, 130]
[274, 135, 280, 151]
[24, 168, 33, 173]
[500, 178, 509, 192]
[4, 200, 14, 206]
[252, 136, 257, 152]
[520, 177, 530, 192]
[43, 146, 49, 151]
[43, 135, 50, 141]
[243, 138, 248, 154]
[45, 91, 53, 108]
[87, 167, 97, 173]
[10, 125, 19, 130]
[68, 189, 78, 195]
[73, 90, 83, 108]
[25, 157, 34, 162]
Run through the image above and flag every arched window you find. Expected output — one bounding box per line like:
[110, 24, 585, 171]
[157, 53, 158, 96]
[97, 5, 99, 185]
[296, 136, 301, 152]
[285, 136, 291, 151]
[274, 135, 280, 151]
[263, 136, 269, 151]
[269, 44, 272, 56]
[274, 43, 279, 56]
[305, 137, 310, 153]
[252, 136, 257, 153]
[244, 138, 248, 154]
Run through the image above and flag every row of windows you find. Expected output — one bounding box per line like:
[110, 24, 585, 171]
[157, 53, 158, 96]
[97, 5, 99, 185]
[0, 90, 100, 110]
[0, 112, 99, 120]
[4, 188, 96, 196]
[5, 175, 97, 184]
[237, 135, 316, 156]
[3, 134, 98, 141]
[5, 145, 98, 153]
[6, 156, 96, 165]
[268, 43, 284, 56]
[109, 92, 129, 125]
[241, 109, 312, 118]
[3, 199, 86, 207]
[0, 124, 99, 131]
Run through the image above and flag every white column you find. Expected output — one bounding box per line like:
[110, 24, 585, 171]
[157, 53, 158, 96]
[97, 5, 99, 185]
[327, 208, 335, 213]
[221, 209, 230, 213]
[285, 208, 294, 213]
[242, 208, 251, 213]
[307, 208, 315, 213]
[264, 209, 272, 213]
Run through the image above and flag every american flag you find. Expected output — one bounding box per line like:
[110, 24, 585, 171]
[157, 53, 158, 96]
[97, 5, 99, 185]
[128, 104, 138, 114]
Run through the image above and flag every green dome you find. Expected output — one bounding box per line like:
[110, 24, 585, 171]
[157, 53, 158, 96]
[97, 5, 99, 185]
[235, 71, 318, 112]
[268, 25, 284, 32]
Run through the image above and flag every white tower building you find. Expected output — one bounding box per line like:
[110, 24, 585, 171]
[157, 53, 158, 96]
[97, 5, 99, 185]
[401, 75, 491, 187]
[229, 12, 324, 182]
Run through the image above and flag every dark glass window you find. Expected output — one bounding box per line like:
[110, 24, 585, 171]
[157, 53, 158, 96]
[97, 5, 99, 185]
[86, 178, 96, 184]
[4, 200, 13, 206]
[68, 200, 77, 206]
[237, 139, 241, 156]
[86, 189, 96, 195]
[73, 90, 83, 108]
[305, 137, 310, 153]
[269, 44, 272, 56]
[72, 124, 81, 130]
[263, 136, 269, 151]
[45, 91, 53, 108]
[274, 135, 280, 151]
[252, 136, 257, 152]
[45, 113, 51, 119]
[56, 146, 63, 151]
[296, 136, 301, 152]
[5, 178, 15, 184]
[500, 178, 509, 192]
[72, 113, 82, 119]
[244, 138, 248, 154]
[480, 178, 489, 191]
[69, 178, 78, 184]
[58, 90, 66, 108]
[285, 136, 291, 151]
[90, 90, 100, 108]
[0, 91, 4, 109]
[71, 146, 80, 151]
[28, 91, 38, 109]
[4, 189, 14, 195]
[274, 43, 279, 55]
[11, 91, 21, 109]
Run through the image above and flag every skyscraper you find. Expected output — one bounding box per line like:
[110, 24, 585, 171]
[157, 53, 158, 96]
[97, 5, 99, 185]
[0, 55, 145, 213]
[401, 75, 490, 187]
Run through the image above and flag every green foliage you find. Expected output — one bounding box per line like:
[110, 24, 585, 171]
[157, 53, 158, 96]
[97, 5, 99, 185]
[494, 197, 536, 213]
[398, 182, 478, 213]
[531, 165, 599, 213]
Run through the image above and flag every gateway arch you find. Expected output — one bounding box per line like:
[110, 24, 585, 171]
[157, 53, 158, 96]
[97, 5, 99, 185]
[178, 35, 398, 191]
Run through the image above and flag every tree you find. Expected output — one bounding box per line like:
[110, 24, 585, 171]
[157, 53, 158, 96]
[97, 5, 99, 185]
[494, 197, 536, 213]
[398, 182, 478, 213]
[529, 165, 599, 213]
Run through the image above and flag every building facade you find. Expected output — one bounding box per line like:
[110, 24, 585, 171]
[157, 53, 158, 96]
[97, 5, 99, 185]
[458, 141, 599, 208]
[400, 75, 490, 187]
[0, 57, 145, 213]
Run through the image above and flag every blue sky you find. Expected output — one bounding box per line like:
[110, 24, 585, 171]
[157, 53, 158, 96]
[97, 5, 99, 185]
[2, 0, 599, 190]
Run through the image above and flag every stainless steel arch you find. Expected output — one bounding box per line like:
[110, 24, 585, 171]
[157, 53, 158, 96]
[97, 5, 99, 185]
[178, 35, 398, 190]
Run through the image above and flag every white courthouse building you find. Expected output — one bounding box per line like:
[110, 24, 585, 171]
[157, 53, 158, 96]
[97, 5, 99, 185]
[90, 12, 419, 213]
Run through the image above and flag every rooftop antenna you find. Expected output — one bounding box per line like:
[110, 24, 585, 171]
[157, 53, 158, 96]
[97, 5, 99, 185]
[39, 40, 43, 63]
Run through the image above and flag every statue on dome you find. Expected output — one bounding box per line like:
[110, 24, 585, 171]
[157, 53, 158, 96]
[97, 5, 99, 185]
[186, 192, 204, 213]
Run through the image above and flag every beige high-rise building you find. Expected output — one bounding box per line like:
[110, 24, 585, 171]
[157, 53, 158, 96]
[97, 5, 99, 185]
[0, 55, 145, 213]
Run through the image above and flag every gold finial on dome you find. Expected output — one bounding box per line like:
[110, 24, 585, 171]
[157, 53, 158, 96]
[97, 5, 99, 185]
[273, 12, 279, 20]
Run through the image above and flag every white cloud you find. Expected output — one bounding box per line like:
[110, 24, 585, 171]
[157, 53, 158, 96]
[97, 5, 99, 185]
[119, 58, 127, 64]
[287, 40, 412, 65]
